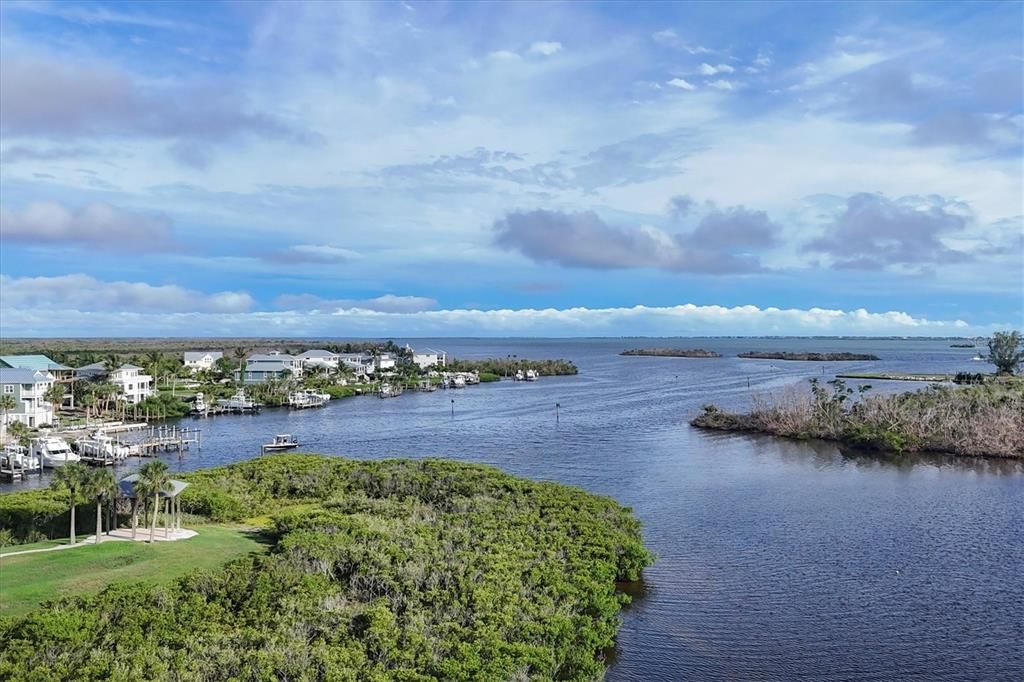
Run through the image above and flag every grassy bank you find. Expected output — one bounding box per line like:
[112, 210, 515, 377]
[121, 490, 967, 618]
[0, 525, 268, 618]
[0, 454, 652, 681]
[692, 379, 1023, 458]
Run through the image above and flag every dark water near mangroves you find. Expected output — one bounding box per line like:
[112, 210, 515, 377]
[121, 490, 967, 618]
[6, 338, 1023, 680]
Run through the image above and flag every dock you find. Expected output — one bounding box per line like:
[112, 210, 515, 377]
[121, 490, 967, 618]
[136, 425, 202, 455]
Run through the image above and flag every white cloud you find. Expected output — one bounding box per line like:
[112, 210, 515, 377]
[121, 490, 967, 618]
[707, 80, 737, 91]
[0, 201, 175, 252]
[261, 244, 359, 264]
[528, 41, 562, 56]
[273, 293, 438, 313]
[699, 63, 734, 76]
[791, 50, 889, 90]
[666, 78, 696, 91]
[0, 297, 993, 337]
[0, 274, 254, 313]
[489, 50, 521, 61]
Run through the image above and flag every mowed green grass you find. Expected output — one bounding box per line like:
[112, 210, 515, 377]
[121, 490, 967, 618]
[0, 525, 270, 618]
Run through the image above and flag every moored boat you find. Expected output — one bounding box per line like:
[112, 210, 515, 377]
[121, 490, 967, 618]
[30, 436, 81, 468]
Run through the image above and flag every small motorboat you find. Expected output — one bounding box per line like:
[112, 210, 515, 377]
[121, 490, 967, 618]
[262, 434, 299, 453]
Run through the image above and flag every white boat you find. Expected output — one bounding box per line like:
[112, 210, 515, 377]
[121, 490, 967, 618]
[262, 434, 299, 452]
[378, 383, 404, 398]
[30, 436, 81, 468]
[452, 375, 466, 389]
[78, 432, 140, 460]
[218, 390, 260, 412]
[514, 369, 525, 381]
[191, 392, 210, 415]
[1, 444, 41, 474]
[971, 355, 984, 361]
[288, 389, 329, 409]
[525, 369, 539, 382]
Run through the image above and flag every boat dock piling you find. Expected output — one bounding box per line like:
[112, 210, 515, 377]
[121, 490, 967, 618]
[137, 425, 202, 456]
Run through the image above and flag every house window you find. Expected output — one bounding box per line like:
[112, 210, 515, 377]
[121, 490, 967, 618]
[2, 385, 12, 394]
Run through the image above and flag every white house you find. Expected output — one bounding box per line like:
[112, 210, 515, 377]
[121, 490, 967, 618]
[0, 368, 56, 429]
[412, 348, 447, 369]
[338, 353, 375, 377]
[238, 352, 302, 384]
[297, 349, 340, 371]
[376, 353, 397, 371]
[77, 363, 154, 404]
[183, 351, 223, 373]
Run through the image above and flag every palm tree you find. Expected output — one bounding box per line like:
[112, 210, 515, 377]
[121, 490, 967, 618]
[102, 354, 121, 374]
[43, 382, 65, 424]
[87, 469, 118, 544]
[80, 393, 96, 423]
[136, 461, 171, 544]
[52, 462, 89, 545]
[0, 393, 15, 435]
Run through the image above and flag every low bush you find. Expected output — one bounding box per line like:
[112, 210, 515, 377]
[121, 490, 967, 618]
[0, 455, 653, 681]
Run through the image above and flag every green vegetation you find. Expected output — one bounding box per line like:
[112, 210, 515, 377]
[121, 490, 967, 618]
[738, 351, 880, 361]
[837, 372, 951, 382]
[479, 371, 501, 382]
[692, 378, 1023, 458]
[0, 454, 652, 680]
[447, 357, 578, 377]
[621, 348, 721, 358]
[0, 525, 267, 618]
[986, 330, 1023, 375]
[138, 391, 192, 418]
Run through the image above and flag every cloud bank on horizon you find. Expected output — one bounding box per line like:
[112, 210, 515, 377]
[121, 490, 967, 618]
[0, 1, 1021, 337]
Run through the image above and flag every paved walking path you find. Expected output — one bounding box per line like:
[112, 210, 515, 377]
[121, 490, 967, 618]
[0, 527, 197, 558]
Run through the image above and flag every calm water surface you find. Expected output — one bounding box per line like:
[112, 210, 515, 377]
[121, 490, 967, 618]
[5, 338, 1022, 680]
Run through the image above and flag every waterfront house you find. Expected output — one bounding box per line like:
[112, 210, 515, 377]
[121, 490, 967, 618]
[76, 363, 154, 404]
[412, 348, 447, 369]
[338, 353, 375, 377]
[238, 352, 302, 384]
[0, 367, 56, 429]
[376, 353, 397, 371]
[183, 351, 223, 373]
[298, 349, 340, 371]
[0, 354, 75, 408]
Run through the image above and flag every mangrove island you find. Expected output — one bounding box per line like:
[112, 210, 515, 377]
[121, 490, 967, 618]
[620, 348, 722, 358]
[737, 351, 881, 361]
[0, 454, 653, 680]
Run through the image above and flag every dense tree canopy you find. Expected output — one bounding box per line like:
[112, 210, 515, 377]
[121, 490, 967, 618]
[0, 455, 652, 681]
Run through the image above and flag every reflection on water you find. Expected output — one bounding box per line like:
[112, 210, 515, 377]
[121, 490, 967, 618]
[2, 338, 1021, 681]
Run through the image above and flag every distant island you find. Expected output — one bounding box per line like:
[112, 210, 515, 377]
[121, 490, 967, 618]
[691, 377, 1022, 459]
[621, 348, 722, 358]
[738, 351, 880, 361]
[950, 343, 976, 348]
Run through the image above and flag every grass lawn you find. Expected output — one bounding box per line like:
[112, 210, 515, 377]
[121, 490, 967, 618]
[0, 538, 67, 554]
[0, 525, 270, 618]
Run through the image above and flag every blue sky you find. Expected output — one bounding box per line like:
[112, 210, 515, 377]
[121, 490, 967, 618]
[0, 0, 1021, 336]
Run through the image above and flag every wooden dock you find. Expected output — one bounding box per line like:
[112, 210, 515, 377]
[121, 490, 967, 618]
[137, 425, 202, 455]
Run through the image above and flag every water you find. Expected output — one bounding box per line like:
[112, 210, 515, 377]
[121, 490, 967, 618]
[4, 338, 1022, 680]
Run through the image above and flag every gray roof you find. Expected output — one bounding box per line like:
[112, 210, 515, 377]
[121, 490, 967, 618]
[78, 362, 142, 372]
[0, 367, 52, 384]
[248, 353, 296, 362]
[184, 351, 223, 361]
[298, 349, 336, 359]
[119, 474, 189, 499]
